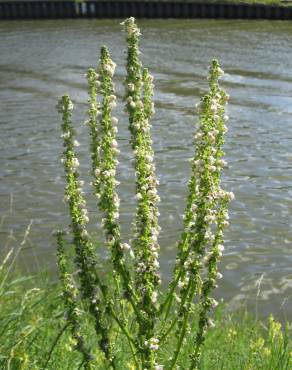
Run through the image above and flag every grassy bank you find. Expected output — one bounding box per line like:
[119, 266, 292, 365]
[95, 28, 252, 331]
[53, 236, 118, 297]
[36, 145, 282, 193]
[196, 0, 288, 6]
[208, 0, 291, 6]
[88, 0, 292, 7]
[0, 268, 291, 369]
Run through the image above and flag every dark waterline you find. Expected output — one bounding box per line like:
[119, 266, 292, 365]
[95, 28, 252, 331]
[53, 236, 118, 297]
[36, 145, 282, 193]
[1, 19, 292, 319]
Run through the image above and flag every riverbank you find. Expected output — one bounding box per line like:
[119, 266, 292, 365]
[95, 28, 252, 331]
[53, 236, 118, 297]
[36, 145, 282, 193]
[1, 267, 291, 369]
[1, 1, 292, 20]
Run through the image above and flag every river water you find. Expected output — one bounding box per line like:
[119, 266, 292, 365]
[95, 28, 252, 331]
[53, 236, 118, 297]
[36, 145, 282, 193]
[1, 19, 292, 319]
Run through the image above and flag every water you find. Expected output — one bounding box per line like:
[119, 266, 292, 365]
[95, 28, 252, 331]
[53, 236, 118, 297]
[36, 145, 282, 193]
[1, 19, 292, 320]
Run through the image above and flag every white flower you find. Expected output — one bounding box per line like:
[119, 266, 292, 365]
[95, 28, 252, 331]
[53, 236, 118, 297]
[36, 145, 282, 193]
[103, 61, 116, 77]
[83, 215, 89, 224]
[121, 243, 131, 251]
[136, 100, 143, 109]
[219, 159, 228, 167]
[151, 291, 158, 303]
[222, 124, 228, 133]
[71, 158, 79, 169]
[152, 251, 159, 258]
[226, 191, 235, 201]
[211, 298, 218, 308]
[218, 244, 225, 252]
[147, 189, 157, 198]
[94, 168, 101, 177]
[148, 338, 159, 351]
[205, 214, 216, 223]
[127, 83, 135, 92]
[112, 212, 119, 220]
[178, 280, 184, 289]
[63, 195, 70, 203]
[73, 140, 80, 147]
[209, 156, 215, 165]
[68, 101, 74, 111]
[110, 139, 118, 148]
[153, 259, 160, 269]
[214, 114, 220, 122]
[81, 208, 88, 216]
[136, 193, 143, 200]
[210, 103, 218, 113]
[149, 343, 159, 351]
[222, 211, 229, 220]
[218, 67, 224, 76]
[129, 101, 136, 109]
[207, 131, 216, 143]
[81, 229, 88, 238]
[61, 131, 71, 139]
[194, 131, 203, 140]
[217, 272, 223, 279]
[103, 170, 111, 178]
[111, 117, 118, 125]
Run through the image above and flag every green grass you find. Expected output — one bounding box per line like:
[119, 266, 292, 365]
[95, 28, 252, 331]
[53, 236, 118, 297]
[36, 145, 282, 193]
[107, 0, 292, 7]
[0, 266, 291, 369]
[178, 0, 290, 6]
[72, 0, 292, 7]
[208, 0, 288, 6]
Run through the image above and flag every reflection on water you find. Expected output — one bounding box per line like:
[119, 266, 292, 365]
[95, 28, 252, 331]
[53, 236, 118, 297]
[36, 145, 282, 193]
[1, 19, 292, 319]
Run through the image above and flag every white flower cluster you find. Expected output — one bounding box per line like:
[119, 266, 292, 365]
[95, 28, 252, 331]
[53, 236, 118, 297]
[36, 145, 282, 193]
[121, 17, 142, 37]
[144, 337, 159, 351]
[123, 18, 162, 313]
[101, 59, 117, 78]
[59, 95, 93, 236]
[57, 100, 74, 113]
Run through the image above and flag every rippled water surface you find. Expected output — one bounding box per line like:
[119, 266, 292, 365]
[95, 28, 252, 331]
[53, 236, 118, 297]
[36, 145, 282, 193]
[1, 19, 292, 319]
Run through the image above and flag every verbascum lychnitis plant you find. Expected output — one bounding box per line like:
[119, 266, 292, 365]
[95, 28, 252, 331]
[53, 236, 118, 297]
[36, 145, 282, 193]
[56, 17, 233, 370]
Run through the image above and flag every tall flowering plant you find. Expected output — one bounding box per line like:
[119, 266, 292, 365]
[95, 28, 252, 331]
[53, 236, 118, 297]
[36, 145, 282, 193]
[56, 18, 232, 370]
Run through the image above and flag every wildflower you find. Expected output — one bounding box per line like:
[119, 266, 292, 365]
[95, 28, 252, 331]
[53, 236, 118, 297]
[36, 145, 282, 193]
[129, 101, 136, 109]
[62, 131, 71, 139]
[103, 62, 116, 77]
[121, 243, 131, 251]
[218, 67, 224, 76]
[216, 272, 223, 279]
[218, 244, 225, 252]
[111, 117, 118, 125]
[151, 291, 158, 303]
[136, 193, 143, 200]
[210, 298, 218, 308]
[94, 168, 100, 177]
[73, 140, 80, 147]
[127, 83, 135, 92]
[226, 191, 235, 201]
[71, 157, 80, 169]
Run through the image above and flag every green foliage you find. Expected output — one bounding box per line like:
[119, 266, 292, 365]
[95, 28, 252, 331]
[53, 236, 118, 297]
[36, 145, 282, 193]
[54, 17, 236, 369]
[2, 16, 290, 370]
[0, 267, 291, 369]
